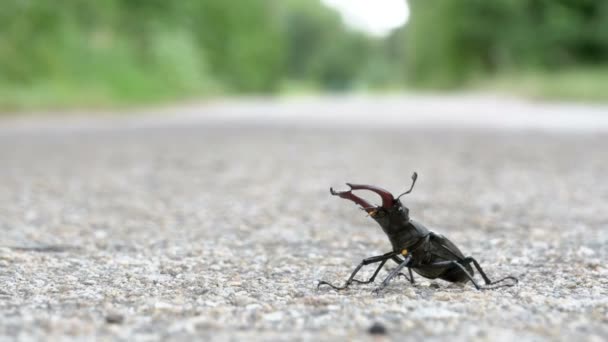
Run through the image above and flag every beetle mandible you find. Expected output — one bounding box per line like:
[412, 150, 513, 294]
[318, 172, 518, 293]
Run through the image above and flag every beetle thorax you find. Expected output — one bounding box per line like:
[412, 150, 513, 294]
[370, 200, 429, 251]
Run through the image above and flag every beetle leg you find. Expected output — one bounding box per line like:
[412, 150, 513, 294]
[392, 256, 415, 284]
[372, 256, 412, 294]
[421, 259, 517, 290]
[461, 257, 519, 289]
[350, 259, 388, 285]
[346, 256, 415, 285]
[318, 251, 397, 291]
[397, 267, 416, 284]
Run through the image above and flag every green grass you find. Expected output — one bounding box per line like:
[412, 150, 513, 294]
[0, 30, 221, 113]
[3, 66, 608, 114]
[0, 78, 211, 112]
[474, 68, 608, 103]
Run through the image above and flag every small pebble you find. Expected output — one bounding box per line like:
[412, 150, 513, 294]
[368, 322, 387, 335]
[105, 313, 124, 325]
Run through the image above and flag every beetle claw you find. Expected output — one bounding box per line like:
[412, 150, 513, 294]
[317, 280, 349, 291]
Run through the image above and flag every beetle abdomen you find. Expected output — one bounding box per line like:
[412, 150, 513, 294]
[438, 263, 475, 283]
[411, 267, 446, 279]
[411, 261, 474, 282]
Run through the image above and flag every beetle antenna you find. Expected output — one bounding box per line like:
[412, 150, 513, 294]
[396, 172, 418, 200]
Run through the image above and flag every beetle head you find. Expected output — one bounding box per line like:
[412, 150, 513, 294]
[365, 198, 410, 230]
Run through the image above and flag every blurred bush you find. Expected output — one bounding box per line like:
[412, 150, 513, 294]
[405, 0, 608, 92]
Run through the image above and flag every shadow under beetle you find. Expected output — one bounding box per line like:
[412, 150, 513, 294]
[318, 172, 518, 293]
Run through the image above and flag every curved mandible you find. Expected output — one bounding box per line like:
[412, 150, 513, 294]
[330, 185, 375, 211]
[345, 183, 395, 209]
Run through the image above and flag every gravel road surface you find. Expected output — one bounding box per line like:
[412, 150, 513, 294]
[1, 96, 607, 341]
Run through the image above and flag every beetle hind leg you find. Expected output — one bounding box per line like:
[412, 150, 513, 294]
[425, 259, 518, 290]
[462, 257, 519, 289]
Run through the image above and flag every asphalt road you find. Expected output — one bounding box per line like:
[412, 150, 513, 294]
[1, 96, 607, 341]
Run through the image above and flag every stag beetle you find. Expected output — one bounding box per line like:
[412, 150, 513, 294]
[318, 172, 518, 293]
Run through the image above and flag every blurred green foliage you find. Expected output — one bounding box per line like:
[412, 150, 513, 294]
[2, 0, 607, 110]
[0, 0, 403, 110]
[405, 0, 608, 90]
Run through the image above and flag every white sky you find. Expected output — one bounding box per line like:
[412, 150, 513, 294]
[321, 0, 410, 37]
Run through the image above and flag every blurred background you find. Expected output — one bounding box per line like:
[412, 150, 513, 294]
[2, 0, 608, 112]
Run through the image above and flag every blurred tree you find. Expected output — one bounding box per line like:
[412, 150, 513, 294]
[280, 0, 379, 90]
[191, 0, 285, 92]
[405, 0, 608, 87]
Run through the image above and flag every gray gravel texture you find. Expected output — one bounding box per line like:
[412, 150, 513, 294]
[1, 101, 607, 341]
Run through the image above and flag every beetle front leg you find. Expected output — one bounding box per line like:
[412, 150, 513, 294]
[318, 251, 397, 291]
[349, 259, 388, 285]
[372, 256, 412, 294]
